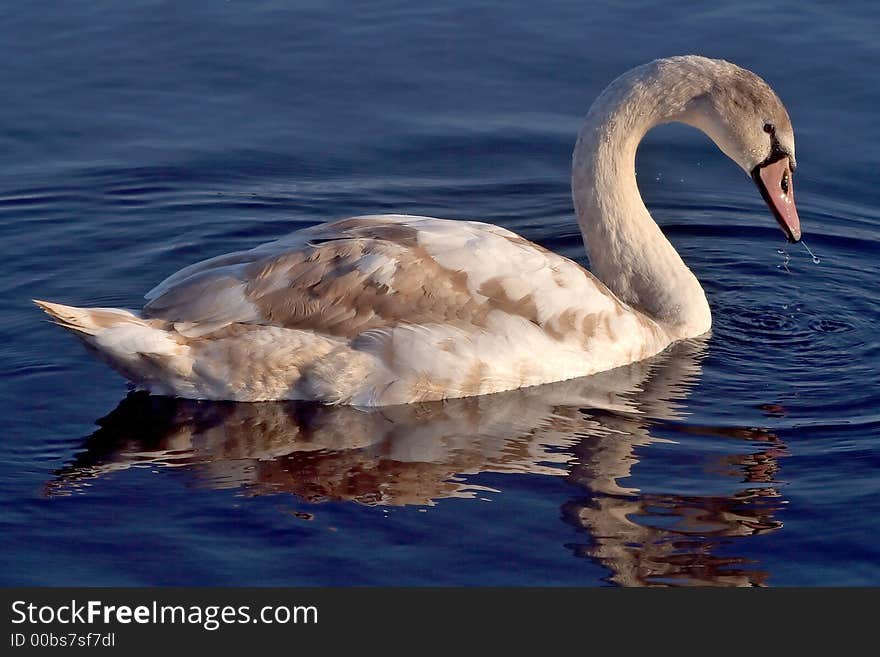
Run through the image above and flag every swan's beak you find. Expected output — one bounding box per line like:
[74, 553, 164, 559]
[753, 158, 801, 243]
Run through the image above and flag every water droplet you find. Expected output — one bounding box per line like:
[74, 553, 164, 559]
[776, 247, 791, 273]
[801, 240, 821, 264]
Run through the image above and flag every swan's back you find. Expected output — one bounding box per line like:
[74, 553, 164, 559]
[145, 215, 596, 337]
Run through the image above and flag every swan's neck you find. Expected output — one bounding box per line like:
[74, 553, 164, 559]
[572, 60, 713, 338]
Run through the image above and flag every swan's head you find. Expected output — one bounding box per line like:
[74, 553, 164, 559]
[683, 60, 801, 242]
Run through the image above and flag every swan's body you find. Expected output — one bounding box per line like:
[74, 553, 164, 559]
[36, 216, 670, 405]
[35, 56, 801, 406]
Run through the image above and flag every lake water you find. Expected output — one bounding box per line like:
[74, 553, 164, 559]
[1, 1, 878, 586]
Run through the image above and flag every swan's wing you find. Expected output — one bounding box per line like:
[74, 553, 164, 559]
[143, 214, 630, 340]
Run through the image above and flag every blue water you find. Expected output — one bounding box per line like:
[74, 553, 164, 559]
[2, 1, 879, 586]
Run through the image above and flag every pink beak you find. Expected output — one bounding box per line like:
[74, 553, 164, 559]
[754, 158, 801, 242]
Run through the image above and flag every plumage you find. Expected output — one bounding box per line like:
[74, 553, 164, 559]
[39, 215, 668, 404]
[35, 56, 800, 405]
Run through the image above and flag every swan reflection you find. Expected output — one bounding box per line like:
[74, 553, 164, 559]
[50, 338, 787, 586]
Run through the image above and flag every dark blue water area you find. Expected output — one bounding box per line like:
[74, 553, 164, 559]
[1, 1, 879, 586]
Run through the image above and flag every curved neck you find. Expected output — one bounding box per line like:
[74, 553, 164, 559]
[572, 59, 713, 338]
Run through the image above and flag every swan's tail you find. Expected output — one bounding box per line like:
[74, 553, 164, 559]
[34, 300, 193, 390]
[34, 300, 150, 336]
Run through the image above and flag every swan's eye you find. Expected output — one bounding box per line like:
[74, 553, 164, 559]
[781, 171, 790, 194]
[763, 122, 775, 134]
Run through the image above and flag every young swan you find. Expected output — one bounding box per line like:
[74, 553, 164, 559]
[35, 56, 801, 405]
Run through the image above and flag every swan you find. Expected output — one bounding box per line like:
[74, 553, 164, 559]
[35, 55, 801, 406]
